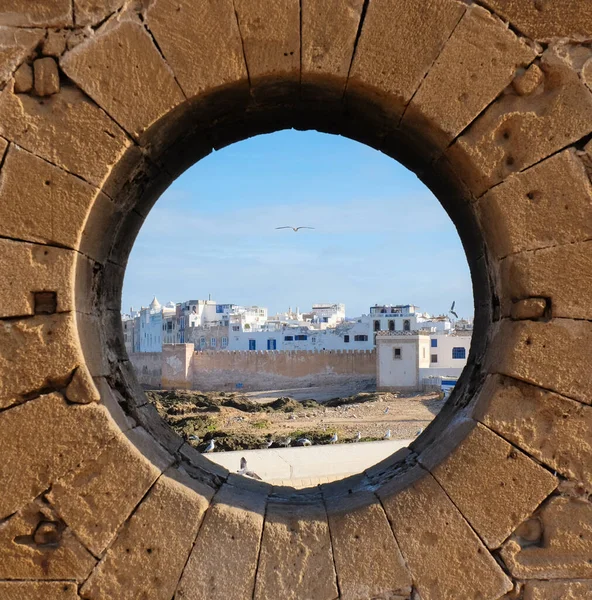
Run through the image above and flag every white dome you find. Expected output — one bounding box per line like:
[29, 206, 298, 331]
[149, 296, 161, 311]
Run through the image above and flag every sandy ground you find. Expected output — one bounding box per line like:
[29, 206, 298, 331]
[148, 387, 444, 451]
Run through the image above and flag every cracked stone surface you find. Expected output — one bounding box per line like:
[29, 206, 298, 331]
[0, 1, 590, 596]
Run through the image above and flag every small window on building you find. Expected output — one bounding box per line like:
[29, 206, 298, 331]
[431, 338, 437, 348]
[394, 347, 402, 359]
[431, 354, 438, 363]
[452, 347, 466, 359]
[211, 337, 216, 347]
[295, 335, 307, 341]
[200, 337, 206, 347]
[232, 326, 240, 332]
[374, 320, 380, 331]
[311, 337, 316, 343]
[344, 335, 350, 343]
[354, 335, 368, 342]
[388, 320, 395, 331]
[221, 337, 228, 347]
[403, 319, 411, 332]
[248, 339, 256, 351]
[284, 335, 294, 341]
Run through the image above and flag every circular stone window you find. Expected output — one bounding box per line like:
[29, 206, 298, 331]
[1, 1, 591, 599]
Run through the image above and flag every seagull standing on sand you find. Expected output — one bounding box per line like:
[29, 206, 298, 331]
[415, 427, 424, 437]
[297, 438, 312, 446]
[384, 429, 392, 440]
[330, 433, 338, 444]
[355, 431, 362, 442]
[188, 434, 200, 443]
[203, 439, 215, 453]
[275, 226, 315, 232]
[280, 436, 292, 448]
[384, 407, 389, 414]
[238, 457, 262, 480]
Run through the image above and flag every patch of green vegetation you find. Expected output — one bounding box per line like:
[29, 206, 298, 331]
[251, 420, 271, 429]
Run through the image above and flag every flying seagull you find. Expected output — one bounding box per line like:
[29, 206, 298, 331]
[238, 457, 262, 480]
[449, 301, 459, 319]
[275, 226, 315, 232]
[203, 439, 215, 453]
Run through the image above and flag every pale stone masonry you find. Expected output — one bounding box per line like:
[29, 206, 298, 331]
[0, 2, 590, 598]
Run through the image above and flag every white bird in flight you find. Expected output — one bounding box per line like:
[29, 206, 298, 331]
[275, 226, 315, 232]
[203, 439, 215, 453]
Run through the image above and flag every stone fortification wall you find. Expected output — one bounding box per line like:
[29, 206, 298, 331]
[129, 352, 162, 388]
[191, 349, 376, 391]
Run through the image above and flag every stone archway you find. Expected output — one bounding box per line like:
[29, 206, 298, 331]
[0, 1, 591, 599]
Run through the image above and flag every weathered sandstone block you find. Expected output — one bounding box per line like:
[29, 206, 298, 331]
[513, 63, 544, 96]
[176, 482, 268, 600]
[478, 0, 592, 40]
[0, 239, 75, 318]
[0, 145, 106, 251]
[476, 150, 592, 259]
[301, 0, 363, 97]
[0, 496, 96, 581]
[65, 364, 100, 404]
[48, 427, 172, 556]
[474, 375, 592, 488]
[80, 469, 213, 600]
[523, 580, 592, 599]
[348, 0, 466, 123]
[377, 465, 513, 599]
[234, 0, 300, 98]
[323, 489, 412, 600]
[488, 319, 592, 406]
[0, 85, 131, 188]
[254, 490, 338, 600]
[447, 48, 592, 196]
[0, 313, 80, 409]
[500, 497, 592, 579]
[402, 4, 535, 154]
[42, 29, 68, 57]
[420, 421, 557, 548]
[13, 61, 32, 92]
[145, 0, 247, 99]
[0, 27, 44, 87]
[0, 393, 120, 519]
[0, 582, 79, 600]
[0, 0, 72, 28]
[33, 57, 60, 96]
[61, 20, 185, 139]
[74, 0, 126, 27]
[500, 241, 592, 320]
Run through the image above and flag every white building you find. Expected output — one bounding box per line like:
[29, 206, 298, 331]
[137, 297, 176, 352]
[376, 329, 472, 391]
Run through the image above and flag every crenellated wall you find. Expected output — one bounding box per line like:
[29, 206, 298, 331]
[130, 347, 376, 391]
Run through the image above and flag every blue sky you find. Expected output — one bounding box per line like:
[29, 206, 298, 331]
[122, 130, 473, 319]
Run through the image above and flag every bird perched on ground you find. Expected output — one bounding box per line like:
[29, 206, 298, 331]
[449, 301, 459, 319]
[384, 407, 389, 414]
[275, 226, 315, 232]
[297, 438, 312, 446]
[384, 429, 392, 440]
[264, 437, 274, 448]
[203, 439, 215, 453]
[238, 457, 262, 480]
[188, 434, 200, 443]
[415, 427, 424, 437]
[355, 431, 362, 442]
[330, 433, 338, 444]
[280, 436, 292, 448]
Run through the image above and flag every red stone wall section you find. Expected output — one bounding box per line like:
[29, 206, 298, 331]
[0, 1, 590, 598]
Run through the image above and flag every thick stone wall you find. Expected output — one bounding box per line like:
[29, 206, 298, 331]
[0, 2, 591, 599]
[129, 352, 162, 388]
[192, 349, 376, 391]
